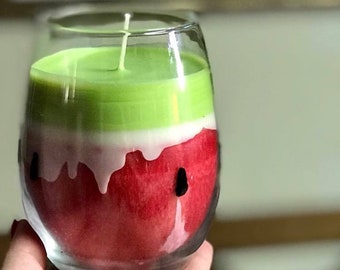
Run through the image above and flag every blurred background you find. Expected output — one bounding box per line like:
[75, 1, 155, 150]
[3, 0, 340, 269]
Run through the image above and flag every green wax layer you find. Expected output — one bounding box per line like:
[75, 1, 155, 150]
[28, 47, 214, 131]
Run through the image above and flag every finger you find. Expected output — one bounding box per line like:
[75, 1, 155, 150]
[2, 220, 46, 270]
[185, 240, 213, 270]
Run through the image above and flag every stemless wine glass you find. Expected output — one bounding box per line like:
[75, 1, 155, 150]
[19, 5, 219, 270]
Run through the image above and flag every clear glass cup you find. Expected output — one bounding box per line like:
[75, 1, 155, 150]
[19, 5, 219, 270]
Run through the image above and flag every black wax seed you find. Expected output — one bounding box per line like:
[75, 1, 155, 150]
[30, 152, 39, 180]
[176, 167, 188, 197]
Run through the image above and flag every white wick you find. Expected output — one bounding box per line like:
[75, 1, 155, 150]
[118, 13, 131, 71]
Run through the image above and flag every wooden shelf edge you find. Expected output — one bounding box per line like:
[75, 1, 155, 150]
[208, 211, 340, 249]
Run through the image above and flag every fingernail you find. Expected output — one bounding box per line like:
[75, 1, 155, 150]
[10, 219, 19, 239]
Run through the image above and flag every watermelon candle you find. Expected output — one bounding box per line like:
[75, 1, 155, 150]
[20, 10, 219, 270]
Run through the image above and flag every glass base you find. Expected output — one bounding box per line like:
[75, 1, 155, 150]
[47, 253, 191, 270]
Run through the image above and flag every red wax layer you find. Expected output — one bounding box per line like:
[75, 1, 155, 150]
[25, 129, 218, 264]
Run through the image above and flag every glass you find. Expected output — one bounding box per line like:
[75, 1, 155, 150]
[19, 5, 219, 270]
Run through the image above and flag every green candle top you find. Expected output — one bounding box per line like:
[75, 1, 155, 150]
[28, 46, 214, 131]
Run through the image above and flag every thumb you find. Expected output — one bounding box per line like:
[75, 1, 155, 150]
[185, 240, 214, 270]
[2, 220, 46, 270]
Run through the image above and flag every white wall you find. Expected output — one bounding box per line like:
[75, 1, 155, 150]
[2, 10, 340, 233]
[200, 10, 340, 219]
[0, 20, 34, 233]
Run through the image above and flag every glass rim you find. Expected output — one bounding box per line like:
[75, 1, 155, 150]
[37, 4, 199, 37]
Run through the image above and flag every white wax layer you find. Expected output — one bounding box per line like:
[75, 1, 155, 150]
[25, 113, 216, 194]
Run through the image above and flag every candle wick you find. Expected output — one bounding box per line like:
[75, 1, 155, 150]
[118, 13, 131, 71]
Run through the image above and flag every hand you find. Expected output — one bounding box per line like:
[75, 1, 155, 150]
[185, 240, 213, 270]
[3, 220, 213, 270]
[2, 220, 46, 270]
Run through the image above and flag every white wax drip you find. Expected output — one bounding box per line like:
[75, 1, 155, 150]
[68, 159, 79, 179]
[160, 199, 189, 252]
[25, 113, 216, 193]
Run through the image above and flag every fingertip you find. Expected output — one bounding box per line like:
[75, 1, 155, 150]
[185, 240, 214, 270]
[202, 240, 213, 253]
[3, 220, 46, 270]
[197, 240, 214, 262]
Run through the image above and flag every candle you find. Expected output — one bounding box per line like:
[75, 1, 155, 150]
[23, 46, 218, 267]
